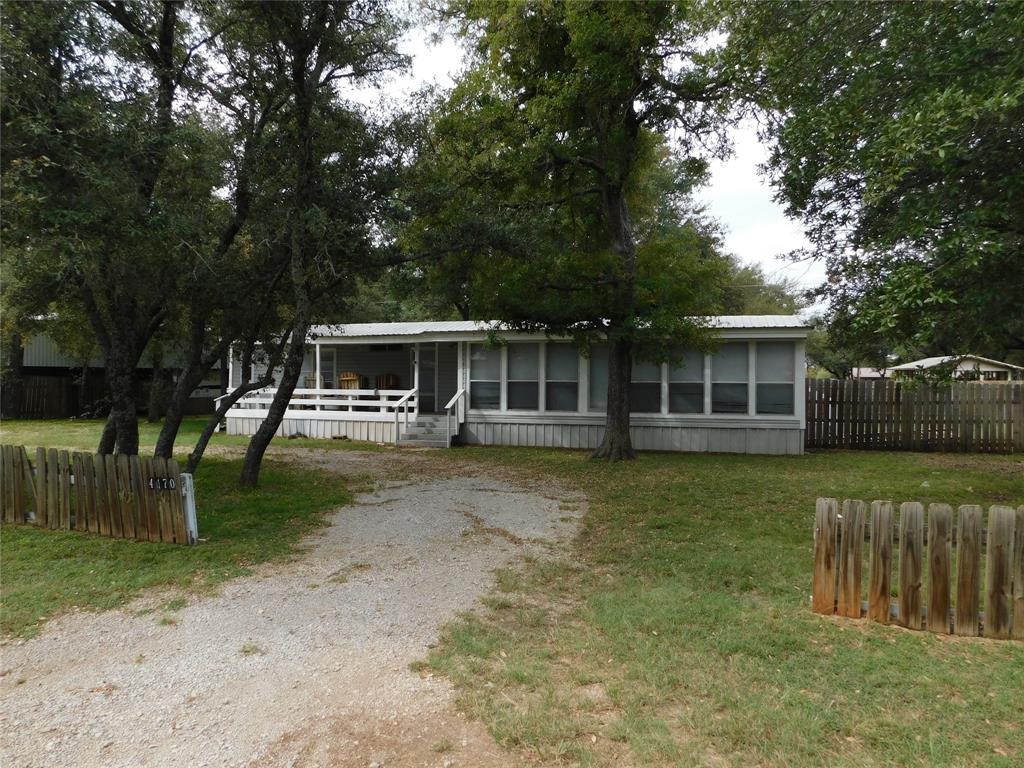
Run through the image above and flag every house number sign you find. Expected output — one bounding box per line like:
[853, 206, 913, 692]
[148, 477, 178, 491]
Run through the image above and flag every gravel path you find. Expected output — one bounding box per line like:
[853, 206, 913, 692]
[0, 452, 583, 767]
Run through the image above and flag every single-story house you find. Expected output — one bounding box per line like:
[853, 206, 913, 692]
[889, 355, 1024, 382]
[225, 315, 809, 455]
[851, 366, 888, 380]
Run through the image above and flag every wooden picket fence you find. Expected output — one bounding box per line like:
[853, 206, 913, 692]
[0, 444, 195, 545]
[805, 380, 1024, 452]
[812, 498, 1024, 640]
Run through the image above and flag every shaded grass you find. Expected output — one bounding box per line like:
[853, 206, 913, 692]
[0, 415, 387, 454]
[423, 448, 1024, 767]
[0, 418, 356, 637]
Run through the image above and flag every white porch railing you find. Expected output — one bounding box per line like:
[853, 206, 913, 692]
[393, 388, 417, 446]
[225, 387, 419, 443]
[444, 388, 466, 449]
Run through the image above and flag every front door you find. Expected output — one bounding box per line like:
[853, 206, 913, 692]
[418, 344, 437, 413]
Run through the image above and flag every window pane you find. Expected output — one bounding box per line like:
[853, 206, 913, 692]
[712, 383, 748, 413]
[669, 382, 703, 413]
[756, 342, 795, 382]
[630, 382, 661, 413]
[632, 359, 660, 382]
[589, 345, 608, 411]
[757, 383, 794, 414]
[546, 344, 578, 381]
[670, 350, 704, 382]
[712, 342, 747, 382]
[508, 343, 539, 380]
[470, 344, 500, 381]
[508, 381, 539, 410]
[470, 381, 500, 410]
[546, 382, 578, 411]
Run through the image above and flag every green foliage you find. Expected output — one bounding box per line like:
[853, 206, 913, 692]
[407, 1, 738, 367]
[727, 1, 1024, 360]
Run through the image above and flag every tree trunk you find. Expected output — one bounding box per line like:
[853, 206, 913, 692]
[155, 359, 217, 459]
[1, 331, 26, 418]
[592, 336, 636, 460]
[98, 410, 117, 454]
[239, 316, 310, 487]
[105, 360, 140, 454]
[187, 372, 272, 474]
[592, 182, 639, 461]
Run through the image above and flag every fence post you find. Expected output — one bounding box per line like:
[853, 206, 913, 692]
[180, 472, 198, 545]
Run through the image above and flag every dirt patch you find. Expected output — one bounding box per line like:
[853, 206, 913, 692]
[0, 450, 583, 768]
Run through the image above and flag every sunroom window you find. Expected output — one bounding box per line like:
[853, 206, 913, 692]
[756, 341, 795, 414]
[545, 343, 579, 411]
[712, 342, 748, 414]
[670, 350, 704, 413]
[507, 343, 539, 410]
[469, 343, 500, 410]
[630, 359, 662, 413]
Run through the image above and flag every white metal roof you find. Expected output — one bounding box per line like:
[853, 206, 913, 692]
[309, 315, 808, 340]
[889, 354, 1024, 372]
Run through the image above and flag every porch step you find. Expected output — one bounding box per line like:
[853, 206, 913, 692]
[398, 416, 458, 448]
[397, 436, 451, 448]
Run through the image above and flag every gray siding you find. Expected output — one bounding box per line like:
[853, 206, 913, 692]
[460, 420, 803, 455]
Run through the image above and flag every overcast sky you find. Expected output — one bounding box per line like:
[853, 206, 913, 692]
[377, 28, 826, 296]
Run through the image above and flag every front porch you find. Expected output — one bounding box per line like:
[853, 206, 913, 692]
[225, 339, 467, 445]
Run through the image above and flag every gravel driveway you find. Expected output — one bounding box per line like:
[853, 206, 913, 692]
[0, 450, 583, 767]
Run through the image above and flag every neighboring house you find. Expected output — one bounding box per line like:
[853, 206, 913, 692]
[888, 355, 1024, 382]
[4, 333, 222, 418]
[851, 366, 888, 379]
[225, 315, 810, 455]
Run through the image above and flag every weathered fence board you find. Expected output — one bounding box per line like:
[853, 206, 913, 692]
[984, 507, 1016, 639]
[813, 499, 1022, 641]
[955, 505, 983, 636]
[0, 444, 194, 546]
[1013, 506, 1024, 641]
[805, 380, 1023, 453]
[898, 502, 924, 629]
[837, 499, 866, 618]
[812, 498, 838, 614]
[867, 501, 893, 623]
[927, 504, 952, 634]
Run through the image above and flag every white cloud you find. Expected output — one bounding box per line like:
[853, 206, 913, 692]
[698, 124, 824, 292]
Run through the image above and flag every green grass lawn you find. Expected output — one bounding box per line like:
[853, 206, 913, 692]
[422, 448, 1024, 767]
[0, 417, 358, 637]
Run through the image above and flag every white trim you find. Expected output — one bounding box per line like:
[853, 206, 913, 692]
[660, 363, 669, 416]
[538, 341, 547, 412]
[306, 328, 810, 346]
[703, 352, 712, 415]
[748, 342, 757, 416]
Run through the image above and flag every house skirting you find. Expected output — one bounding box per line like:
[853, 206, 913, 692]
[461, 418, 804, 455]
[226, 415, 397, 444]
